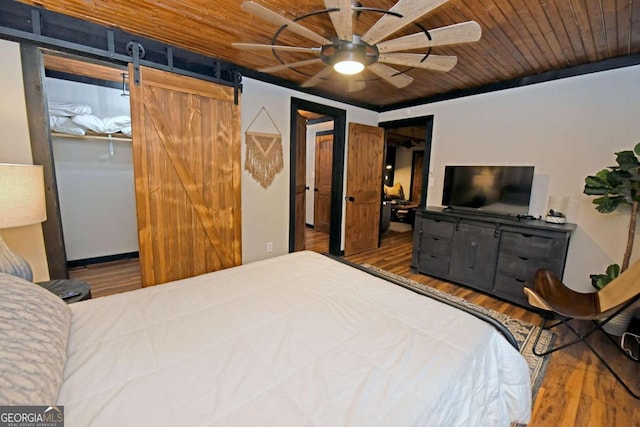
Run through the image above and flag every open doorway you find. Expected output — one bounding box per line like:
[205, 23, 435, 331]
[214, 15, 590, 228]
[379, 116, 434, 237]
[304, 120, 334, 254]
[289, 98, 346, 256]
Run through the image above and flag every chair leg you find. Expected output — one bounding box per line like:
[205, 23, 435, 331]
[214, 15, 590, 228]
[533, 314, 640, 399]
[562, 320, 640, 399]
[531, 316, 588, 357]
[591, 319, 639, 362]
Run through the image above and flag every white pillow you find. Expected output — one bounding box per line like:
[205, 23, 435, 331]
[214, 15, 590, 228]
[48, 102, 92, 117]
[102, 116, 131, 133]
[49, 116, 86, 136]
[71, 115, 131, 134]
[0, 274, 71, 405]
[70, 114, 104, 133]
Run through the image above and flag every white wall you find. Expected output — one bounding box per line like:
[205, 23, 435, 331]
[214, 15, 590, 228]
[45, 78, 138, 261]
[241, 78, 378, 263]
[305, 121, 334, 225]
[0, 39, 49, 281]
[380, 65, 640, 292]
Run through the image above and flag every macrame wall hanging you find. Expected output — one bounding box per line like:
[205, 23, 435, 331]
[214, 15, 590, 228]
[245, 107, 283, 188]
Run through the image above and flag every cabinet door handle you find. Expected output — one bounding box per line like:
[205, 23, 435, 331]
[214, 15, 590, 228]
[466, 241, 477, 268]
[515, 278, 526, 283]
[518, 256, 529, 261]
[521, 233, 533, 238]
[432, 237, 439, 241]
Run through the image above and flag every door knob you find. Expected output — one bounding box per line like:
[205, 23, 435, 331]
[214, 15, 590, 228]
[345, 196, 355, 202]
[305, 186, 310, 190]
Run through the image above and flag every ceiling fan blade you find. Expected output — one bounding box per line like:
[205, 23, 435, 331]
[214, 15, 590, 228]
[368, 63, 414, 88]
[324, 0, 353, 41]
[259, 58, 323, 73]
[377, 21, 482, 53]
[301, 66, 334, 87]
[362, 0, 449, 45]
[232, 43, 321, 54]
[241, 1, 330, 45]
[348, 79, 366, 92]
[378, 53, 458, 71]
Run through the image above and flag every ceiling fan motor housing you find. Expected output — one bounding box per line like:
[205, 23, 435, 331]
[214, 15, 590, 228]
[320, 35, 379, 68]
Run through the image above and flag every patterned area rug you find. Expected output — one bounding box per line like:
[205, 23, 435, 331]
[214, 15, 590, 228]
[359, 264, 555, 404]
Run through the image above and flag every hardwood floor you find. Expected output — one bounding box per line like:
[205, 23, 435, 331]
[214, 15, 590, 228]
[69, 228, 639, 426]
[69, 258, 141, 298]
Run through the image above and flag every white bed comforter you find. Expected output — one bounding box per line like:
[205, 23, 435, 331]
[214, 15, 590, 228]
[58, 251, 531, 426]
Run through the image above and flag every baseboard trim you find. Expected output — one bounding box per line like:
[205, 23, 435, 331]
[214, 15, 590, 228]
[67, 251, 139, 268]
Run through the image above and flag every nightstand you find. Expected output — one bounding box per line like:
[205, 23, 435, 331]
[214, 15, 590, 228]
[37, 279, 92, 304]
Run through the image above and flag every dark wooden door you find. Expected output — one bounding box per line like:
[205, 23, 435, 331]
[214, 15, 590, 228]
[344, 123, 384, 256]
[314, 132, 333, 234]
[129, 65, 241, 286]
[411, 150, 424, 203]
[294, 112, 307, 251]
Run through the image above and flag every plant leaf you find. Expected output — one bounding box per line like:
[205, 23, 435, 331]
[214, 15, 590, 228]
[606, 263, 621, 280]
[606, 171, 625, 187]
[595, 169, 611, 181]
[590, 273, 612, 290]
[585, 175, 608, 188]
[616, 150, 639, 170]
[590, 264, 621, 290]
[584, 187, 608, 196]
[595, 195, 626, 213]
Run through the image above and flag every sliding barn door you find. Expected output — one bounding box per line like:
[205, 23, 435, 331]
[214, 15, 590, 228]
[344, 123, 384, 256]
[129, 65, 241, 287]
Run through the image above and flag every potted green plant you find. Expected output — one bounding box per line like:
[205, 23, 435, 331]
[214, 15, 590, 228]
[584, 143, 640, 334]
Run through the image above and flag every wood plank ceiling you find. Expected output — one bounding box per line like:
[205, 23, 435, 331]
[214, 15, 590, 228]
[16, 0, 640, 109]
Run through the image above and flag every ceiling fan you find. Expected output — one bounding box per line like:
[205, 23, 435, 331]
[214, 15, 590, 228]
[232, 0, 482, 91]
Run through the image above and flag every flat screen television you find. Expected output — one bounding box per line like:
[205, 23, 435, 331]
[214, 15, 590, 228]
[442, 165, 535, 216]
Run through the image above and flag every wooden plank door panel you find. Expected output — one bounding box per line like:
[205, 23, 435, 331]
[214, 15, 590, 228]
[129, 65, 241, 286]
[344, 123, 384, 256]
[294, 112, 306, 251]
[411, 150, 424, 203]
[314, 133, 333, 234]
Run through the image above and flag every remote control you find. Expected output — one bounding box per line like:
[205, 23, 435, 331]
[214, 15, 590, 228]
[59, 290, 82, 299]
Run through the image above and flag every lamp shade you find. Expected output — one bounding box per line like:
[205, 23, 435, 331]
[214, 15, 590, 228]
[0, 163, 47, 229]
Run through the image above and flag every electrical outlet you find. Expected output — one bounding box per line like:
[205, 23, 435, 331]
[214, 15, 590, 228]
[266, 242, 273, 252]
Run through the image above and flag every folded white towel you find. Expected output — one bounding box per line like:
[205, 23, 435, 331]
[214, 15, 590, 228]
[48, 102, 92, 117]
[49, 116, 86, 135]
[71, 115, 131, 134]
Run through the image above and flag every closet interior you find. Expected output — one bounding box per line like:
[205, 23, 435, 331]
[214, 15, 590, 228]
[44, 55, 140, 280]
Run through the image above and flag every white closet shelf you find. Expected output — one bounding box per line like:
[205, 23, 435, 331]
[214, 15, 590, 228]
[52, 131, 131, 142]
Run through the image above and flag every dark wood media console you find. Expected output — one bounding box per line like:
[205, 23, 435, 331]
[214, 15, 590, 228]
[411, 207, 576, 308]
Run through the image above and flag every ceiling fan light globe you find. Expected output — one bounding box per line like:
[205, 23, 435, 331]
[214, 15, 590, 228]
[334, 60, 364, 75]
